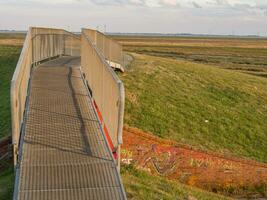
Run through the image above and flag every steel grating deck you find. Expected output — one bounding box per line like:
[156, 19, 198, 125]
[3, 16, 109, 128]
[15, 56, 126, 200]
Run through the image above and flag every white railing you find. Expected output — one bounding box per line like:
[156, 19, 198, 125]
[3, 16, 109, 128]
[81, 29, 125, 168]
[11, 27, 124, 168]
[11, 27, 80, 165]
[83, 29, 124, 69]
[31, 27, 80, 66]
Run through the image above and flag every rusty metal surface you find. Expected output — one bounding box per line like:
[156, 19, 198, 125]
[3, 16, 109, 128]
[16, 56, 126, 200]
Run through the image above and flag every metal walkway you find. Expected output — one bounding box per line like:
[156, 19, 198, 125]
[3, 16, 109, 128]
[15, 56, 126, 200]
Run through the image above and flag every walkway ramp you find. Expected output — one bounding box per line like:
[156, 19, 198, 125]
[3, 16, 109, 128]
[12, 28, 126, 199]
[15, 56, 126, 199]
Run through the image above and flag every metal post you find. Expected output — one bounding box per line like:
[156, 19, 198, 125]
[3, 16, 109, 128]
[71, 36, 73, 56]
[117, 145, 121, 172]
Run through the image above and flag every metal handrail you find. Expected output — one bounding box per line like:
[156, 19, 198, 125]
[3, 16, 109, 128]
[11, 27, 81, 166]
[31, 33, 80, 40]
[81, 29, 125, 168]
[11, 28, 32, 165]
[83, 28, 123, 66]
[11, 27, 124, 169]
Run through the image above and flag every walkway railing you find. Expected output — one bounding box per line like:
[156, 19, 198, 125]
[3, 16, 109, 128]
[81, 29, 125, 168]
[11, 27, 125, 168]
[11, 27, 81, 165]
[83, 29, 124, 70]
[31, 27, 80, 66]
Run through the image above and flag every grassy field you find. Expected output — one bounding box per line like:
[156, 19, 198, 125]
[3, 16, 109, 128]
[0, 42, 21, 200]
[121, 164, 231, 200]
[0, 45, 21, 138]
[0, 33, 25, 46]
[0, 33, 25, 39]
[113, 36, 267, 49]
[1, 34, 266, 199]
[0, 44, 21, 200]
[0, 42, 234, 200]
[114, 36, 267, 78]
[120, 52, 267, 163]
[0, 165, 14, 200]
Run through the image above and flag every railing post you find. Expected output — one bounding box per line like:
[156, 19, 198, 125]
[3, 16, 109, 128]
[71, 36, 73, 56]
[117, 145, 121, 171]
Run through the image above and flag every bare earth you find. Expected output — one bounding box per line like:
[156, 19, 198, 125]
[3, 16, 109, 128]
[122, 126, 267, 198]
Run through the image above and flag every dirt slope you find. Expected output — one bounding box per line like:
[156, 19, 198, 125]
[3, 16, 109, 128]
[121, 126, 267, 198]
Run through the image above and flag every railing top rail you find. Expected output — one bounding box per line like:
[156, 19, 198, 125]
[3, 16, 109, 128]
[31, 26, 80, 40]
[31, 33, 80, 40]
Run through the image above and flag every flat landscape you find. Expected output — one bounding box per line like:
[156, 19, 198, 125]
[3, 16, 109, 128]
[115, 36, 267, 163]
[119, 52, 267, 162]
[1, 33, 267, 199]
[115, 36, 267, 78]
[114, 35, 267, 198]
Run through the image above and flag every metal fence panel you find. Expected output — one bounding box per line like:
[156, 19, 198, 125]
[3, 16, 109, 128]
[81, 30, 125, 167]
[11, 29, 32, 165]
[11, 27, 124, 168]
[11, 27, 81, 166]
[83, 29, 123, 66]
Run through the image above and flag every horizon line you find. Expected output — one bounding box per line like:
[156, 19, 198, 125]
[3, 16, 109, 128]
[0, 29, 267, 38]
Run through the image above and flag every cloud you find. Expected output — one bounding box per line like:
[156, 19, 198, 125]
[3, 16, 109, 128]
[0, 0, 267, 35]
[192, 1, 201, 8]
[89, 0, 181, 7]
[213, 0, 229, 6]
[3, 0, 266, 11]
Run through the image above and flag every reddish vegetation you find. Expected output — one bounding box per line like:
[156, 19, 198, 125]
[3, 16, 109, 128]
[121, 126, 267, 197]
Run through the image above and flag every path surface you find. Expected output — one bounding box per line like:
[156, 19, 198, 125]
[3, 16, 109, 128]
[15, 56, 126, 200]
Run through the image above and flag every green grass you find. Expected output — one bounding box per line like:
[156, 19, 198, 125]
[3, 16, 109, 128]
[124, 45, 267, 78]
[0, 45, 21, 138]
[1, 34, 266, 199]
[0, 40, 232, 200]
[0, 33, 25, 39]
[0, 167, 14, 200]
[0, 45, 20, 200]
[120, 53, 267, 162]
[122, 164, 231, 200]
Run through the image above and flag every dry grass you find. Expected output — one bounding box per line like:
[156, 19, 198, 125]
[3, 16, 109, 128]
[114, 36, 267, 78]
[0, 33, 25, 46]
[0, 39, 24, 46]
[113, 36, 267, 49]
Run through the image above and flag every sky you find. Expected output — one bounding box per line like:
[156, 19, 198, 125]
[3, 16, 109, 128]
[0, 0, 267, 36]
